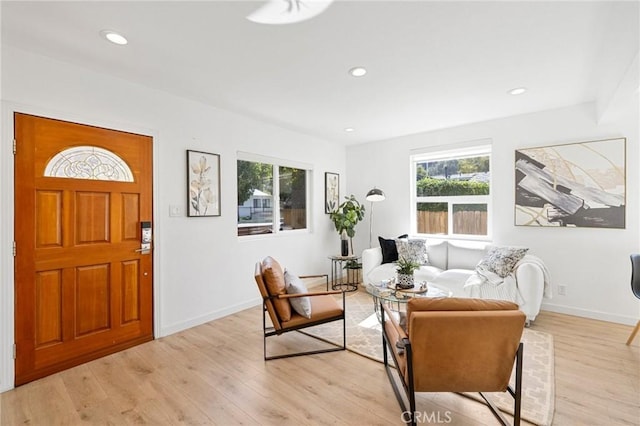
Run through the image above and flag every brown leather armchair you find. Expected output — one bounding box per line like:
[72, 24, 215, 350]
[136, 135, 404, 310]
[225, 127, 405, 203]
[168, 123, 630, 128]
[626, 254, 640, 345]
[254, 256, 346, 360]
[382, 297, 526, 426]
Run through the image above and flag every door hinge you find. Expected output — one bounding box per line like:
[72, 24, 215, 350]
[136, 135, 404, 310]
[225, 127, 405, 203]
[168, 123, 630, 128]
[13, 344, 17, 360]
[12, 241, 16, 257]
[13, 139, 16, 155]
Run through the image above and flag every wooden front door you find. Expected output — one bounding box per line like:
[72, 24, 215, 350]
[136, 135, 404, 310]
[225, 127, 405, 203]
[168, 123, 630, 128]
[14, 113, 154, 386]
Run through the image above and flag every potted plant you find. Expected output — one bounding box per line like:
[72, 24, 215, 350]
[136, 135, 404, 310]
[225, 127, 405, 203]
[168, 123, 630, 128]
[329, 195, 365, 255]
[343, 259, 363, 283]
[396, 257, 420, 289]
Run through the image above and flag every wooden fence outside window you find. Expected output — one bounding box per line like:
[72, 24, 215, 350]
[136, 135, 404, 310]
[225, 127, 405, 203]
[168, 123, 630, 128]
[416, 210, 487, 235]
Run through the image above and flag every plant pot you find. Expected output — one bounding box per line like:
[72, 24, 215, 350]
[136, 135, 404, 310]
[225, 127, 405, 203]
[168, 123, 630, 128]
[396, 273, 414, 289]
[340, 229, 350, 256]
[341, 239, 349, 256]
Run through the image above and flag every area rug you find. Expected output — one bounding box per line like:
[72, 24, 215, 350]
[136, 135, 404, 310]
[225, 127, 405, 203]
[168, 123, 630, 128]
[304, 287, 555, 426]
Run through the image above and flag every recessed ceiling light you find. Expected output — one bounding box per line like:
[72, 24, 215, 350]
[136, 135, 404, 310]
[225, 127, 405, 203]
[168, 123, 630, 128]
[508, 87, 527, 95]
[344, 127, 355, 132]
[349, 67, 367, 77]
[100, 30, 128, 45]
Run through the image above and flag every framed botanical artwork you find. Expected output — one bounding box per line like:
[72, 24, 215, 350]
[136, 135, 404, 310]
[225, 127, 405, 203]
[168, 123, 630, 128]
[325, 172, 339, 214]
[515, 137, 625, 228]
[187, 150, 221, 217]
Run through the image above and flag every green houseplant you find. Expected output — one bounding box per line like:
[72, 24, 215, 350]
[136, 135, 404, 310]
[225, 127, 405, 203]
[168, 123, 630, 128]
[329, 195, 365, 255]
[343, 259, 363, 283]
[396, 257, 420, 289]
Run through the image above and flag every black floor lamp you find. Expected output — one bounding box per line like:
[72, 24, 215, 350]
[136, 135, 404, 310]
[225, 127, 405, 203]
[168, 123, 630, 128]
[366, 187, 386, 248]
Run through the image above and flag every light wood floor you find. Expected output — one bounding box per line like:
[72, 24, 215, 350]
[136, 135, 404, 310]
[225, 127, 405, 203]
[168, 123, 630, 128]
[1, 304, 638, 425]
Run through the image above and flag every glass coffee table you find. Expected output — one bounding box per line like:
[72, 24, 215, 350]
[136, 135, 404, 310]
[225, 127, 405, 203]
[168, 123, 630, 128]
[365, 281, 453, 322]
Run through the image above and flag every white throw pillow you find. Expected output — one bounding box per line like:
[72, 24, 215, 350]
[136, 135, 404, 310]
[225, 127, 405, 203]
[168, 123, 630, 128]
[284, 270, 312, 319]
[448, 242, 488, 270]
[425, 241, 448, 270]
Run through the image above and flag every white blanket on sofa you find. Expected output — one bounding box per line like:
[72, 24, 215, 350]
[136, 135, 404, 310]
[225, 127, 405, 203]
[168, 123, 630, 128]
[463, 267, 524, 304]
[463, 254, 552, 303]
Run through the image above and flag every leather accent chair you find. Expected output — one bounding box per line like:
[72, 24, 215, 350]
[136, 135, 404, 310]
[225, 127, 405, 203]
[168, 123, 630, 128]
[381, 297, 526, 426]
[254, 257, 346, 360]
[626, 254, 640, 345]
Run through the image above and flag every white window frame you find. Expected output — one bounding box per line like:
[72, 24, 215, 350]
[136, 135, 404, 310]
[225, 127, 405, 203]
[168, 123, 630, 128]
[237, 152, 312, 238]
[410, 142, 492, 241]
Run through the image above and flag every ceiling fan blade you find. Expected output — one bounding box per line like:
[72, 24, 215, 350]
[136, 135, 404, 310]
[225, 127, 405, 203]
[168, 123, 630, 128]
[246, 0, 334, 25]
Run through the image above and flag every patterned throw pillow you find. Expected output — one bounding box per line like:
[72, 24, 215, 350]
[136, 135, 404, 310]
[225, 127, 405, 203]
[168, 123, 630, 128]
[395, 238, 429, 265]
[477, 246, 529, 278]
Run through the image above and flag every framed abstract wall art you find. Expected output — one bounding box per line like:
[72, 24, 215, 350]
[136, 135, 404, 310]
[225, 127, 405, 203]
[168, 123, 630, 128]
[325, 172, 339, 214]
[515, 138, 625, 228]
[187, 150, 221, 217]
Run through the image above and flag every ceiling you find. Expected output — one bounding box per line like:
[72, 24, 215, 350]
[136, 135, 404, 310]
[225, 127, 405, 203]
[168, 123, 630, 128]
[2, 1, 638, 145]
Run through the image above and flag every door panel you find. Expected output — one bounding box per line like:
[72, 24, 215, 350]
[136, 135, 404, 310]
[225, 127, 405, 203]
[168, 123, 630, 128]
[122, 194, 140, 240]
[122, 260, 141, 323]
[14, 113, 154, 385]
[35, 191, 63, 247]
[35, 270, 63, 346]
[75, 192, 110, 244]
[75, 264, 111, 336]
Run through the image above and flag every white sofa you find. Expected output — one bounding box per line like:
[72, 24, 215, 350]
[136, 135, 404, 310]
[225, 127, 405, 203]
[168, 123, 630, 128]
[362, 240, 548, 323]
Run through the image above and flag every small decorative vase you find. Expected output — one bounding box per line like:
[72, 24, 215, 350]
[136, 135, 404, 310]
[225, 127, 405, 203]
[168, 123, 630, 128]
[340, 230, 349, 256]
[396, 273, 414, 289]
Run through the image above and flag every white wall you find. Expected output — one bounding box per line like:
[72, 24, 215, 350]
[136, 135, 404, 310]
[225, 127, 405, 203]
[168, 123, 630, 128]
[0, 47, 344, 392]
[347, 102, 640, 325]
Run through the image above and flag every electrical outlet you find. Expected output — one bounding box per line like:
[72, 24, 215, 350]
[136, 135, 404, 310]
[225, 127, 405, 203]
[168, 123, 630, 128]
[557, 285, 567, 296]
[169, 205, 182, 217]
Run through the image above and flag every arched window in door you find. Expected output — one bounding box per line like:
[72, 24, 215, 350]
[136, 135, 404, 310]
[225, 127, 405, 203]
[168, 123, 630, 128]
[44, 145, 134, 182]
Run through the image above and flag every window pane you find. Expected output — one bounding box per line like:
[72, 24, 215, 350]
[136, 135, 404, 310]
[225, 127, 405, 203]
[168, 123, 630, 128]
[452, 204, 487, 235]
[416, 155, 490, 196]
[237, 160, 273, 236]
[279, 166, 306, 230]
[416, 202, 448, 234]
[413, 147, 491, 238]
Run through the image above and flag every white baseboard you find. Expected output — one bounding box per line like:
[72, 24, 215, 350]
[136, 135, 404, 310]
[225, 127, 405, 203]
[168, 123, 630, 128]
[159, 275, 332, 337]
[159, 297, 262, 337]
[541, 301, 637, 325]
[0, 381, 13, 394]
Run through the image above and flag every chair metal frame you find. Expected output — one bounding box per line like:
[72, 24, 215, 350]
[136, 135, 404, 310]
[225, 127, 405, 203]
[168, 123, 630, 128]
[626, 254, 640, 345]
[381, 302, 524, 426]
[255, 264, 346, 360]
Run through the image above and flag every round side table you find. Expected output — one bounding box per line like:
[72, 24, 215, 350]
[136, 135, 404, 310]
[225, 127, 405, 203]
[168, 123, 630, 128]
[328, 255, 360, 292]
